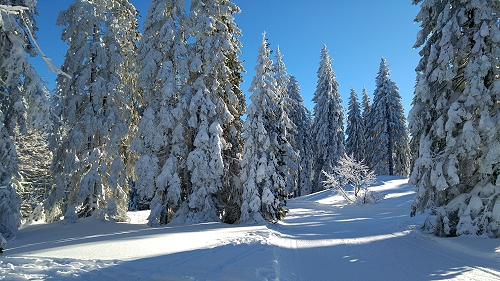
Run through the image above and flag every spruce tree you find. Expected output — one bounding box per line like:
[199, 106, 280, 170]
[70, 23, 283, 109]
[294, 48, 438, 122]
[240, 33, 288, 224]
[274, 46, 291, 95]
[288, 76, 313, 196]
[365, 58, 410, 177]
[361, 87, 372, 168]
[0, 1, 49, 237]
[130, 0, 187, 226]
[182, 0, 245, 223]
[409, 0, 500, 237]
[311, 45, 345, 192]
[0, 120, 20, 238]
[46, 0, 140, 223]
[212, 0, 246, 224]
[345, 87, 366, 163]
[361, 87, 371, 132]
[273, 46, 299, 197]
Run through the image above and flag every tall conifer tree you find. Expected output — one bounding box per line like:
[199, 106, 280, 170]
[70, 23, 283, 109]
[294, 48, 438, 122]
[0, 1, 49, 236]
[273, 46, 299, 197]
[346, 87, 366, 163]
[409, 0, 500, 237]
[361, 87, 371, 165]
[182, 0, 245, 223]
[46, 0, 140, 222]
[215, 1, 246, 224]
[311, 45, 345, 192]
[365, 58, 410, 177]
[130, 0, 187, 226]
[240, 33, 288, 224]
[288, 76, 313, 196]
[361, 87, 371, 130]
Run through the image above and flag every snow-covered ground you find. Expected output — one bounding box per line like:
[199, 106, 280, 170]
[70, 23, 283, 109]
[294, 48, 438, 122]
[1, 177, 499, 280]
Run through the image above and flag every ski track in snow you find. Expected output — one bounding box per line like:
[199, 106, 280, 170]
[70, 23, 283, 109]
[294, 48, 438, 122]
[1, 177, 500, 280]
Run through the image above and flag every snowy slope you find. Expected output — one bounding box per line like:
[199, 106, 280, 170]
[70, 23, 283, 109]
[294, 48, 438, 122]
[1, 177, 499, 280]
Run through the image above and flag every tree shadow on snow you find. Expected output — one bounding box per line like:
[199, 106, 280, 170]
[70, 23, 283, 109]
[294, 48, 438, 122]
[271, 231, 500, 281]
[2, 218, 499, 281]
[2, 224, 279, 281]
[270, 181, 500, 280]
[3, 183, 499, 281]
[6, 219, 230, 257]
[3, 231, 498, 281]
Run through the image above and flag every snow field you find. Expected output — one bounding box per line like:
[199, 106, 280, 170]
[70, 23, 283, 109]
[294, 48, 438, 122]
[1, 177, 499, 280]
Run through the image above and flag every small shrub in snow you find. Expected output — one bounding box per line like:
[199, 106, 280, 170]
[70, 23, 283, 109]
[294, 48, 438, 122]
[322, 154, 379, 205]
[354, 189, 384, 205]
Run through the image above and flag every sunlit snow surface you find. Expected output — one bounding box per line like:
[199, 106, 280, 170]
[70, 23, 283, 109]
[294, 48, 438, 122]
[2, 177, 500, 280]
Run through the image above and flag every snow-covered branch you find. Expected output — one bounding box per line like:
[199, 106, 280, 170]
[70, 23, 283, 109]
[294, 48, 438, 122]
[0, 5, 28, 14]
[322, 170, 355, 204]
[19, 11, 72, 79]
[0, 4, 71, 79]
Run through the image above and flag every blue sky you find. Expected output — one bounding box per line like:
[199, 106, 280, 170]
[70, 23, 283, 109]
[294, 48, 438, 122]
[32, 1, 421, 117]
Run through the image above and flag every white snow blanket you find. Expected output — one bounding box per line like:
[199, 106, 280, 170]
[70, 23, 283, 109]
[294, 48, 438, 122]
[1, 177, 499, 280]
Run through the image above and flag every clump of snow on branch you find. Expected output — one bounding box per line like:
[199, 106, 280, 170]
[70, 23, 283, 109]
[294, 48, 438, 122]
[0, 5, 28, 14]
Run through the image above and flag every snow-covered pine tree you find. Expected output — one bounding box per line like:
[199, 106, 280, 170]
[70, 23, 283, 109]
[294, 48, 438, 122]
[409, 0, 500, 237]
[240, 33, 288, 224]
[273, 46, 299, 198]
[311, 45, 345, 192]
[345, 87, 366, 163]
[362, 87, 371, 123]
[274, 46, 290, 93]
[307, 108, 314, 136]
[46, 0, 140, 223]
[287, 76, 313, 196]
[361, 87, 371, 166]
[365, 58, 410, 177]
[130, 0, 187, 226]
[0, 1, 50, 236]
[0, 118, 21, 239]
[208, 0, 246, 224]
[182, 0, 245, 223]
